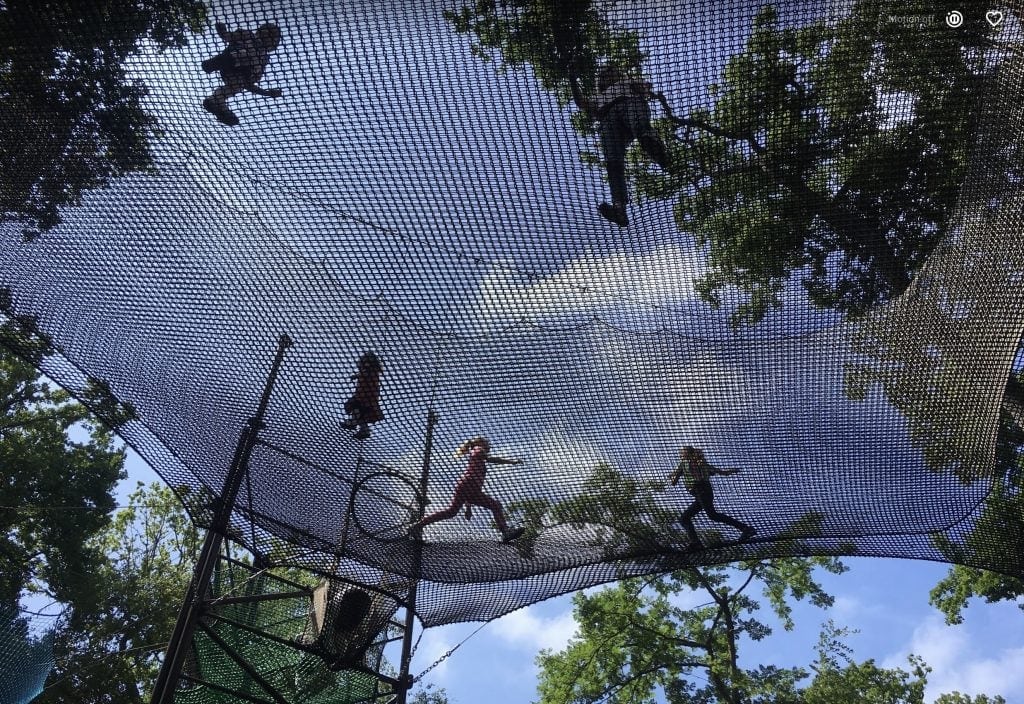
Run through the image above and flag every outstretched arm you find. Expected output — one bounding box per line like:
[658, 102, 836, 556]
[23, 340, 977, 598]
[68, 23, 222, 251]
[485, 454, 524, 464]
[568, 76, 595, 120]
[669, 459, 687, 485]
[215, 22, 246, 43]
[710, 464, 740, 476]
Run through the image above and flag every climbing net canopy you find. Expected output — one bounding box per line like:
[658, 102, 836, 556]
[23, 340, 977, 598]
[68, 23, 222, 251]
[3, 0, 1024, 627]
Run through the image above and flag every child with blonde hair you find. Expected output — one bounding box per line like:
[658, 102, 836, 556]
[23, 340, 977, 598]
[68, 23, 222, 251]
[408, 436, 525, 543]
[670, 446, 755, 549]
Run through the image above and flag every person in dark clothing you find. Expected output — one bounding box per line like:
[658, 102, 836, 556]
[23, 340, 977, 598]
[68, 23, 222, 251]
[670, 446, 755, 549]
[571, 65, 671, 227]
[202, 22, 283, 126]
[342, 351, 383, 440]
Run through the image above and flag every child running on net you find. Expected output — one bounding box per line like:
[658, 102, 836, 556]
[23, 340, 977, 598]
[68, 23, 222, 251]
[408, 436, 526, 543]
[670, 446, 755, 549]
[570, 65, 671, 228]
[342, 352, 383, 440]
[202, 21, 283, 126]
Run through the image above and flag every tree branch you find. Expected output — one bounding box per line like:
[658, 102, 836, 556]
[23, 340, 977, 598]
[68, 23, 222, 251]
[623, 614, 707, 651]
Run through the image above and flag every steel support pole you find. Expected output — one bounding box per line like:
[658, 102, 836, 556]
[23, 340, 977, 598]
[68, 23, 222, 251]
[150, 333, 293, 703]
[395, 408, 437, 704]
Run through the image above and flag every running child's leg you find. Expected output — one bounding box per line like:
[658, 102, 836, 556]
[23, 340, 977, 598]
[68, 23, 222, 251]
[599, 108, 631, 209]
[622, 98, 670, 169]
[679, 498, 703, 544]
[410, 497, 464, 531]
[471, 493, 509, 534]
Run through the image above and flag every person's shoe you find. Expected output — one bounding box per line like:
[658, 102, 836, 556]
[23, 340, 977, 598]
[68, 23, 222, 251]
[739, 527, 756, 541]
[639, 132, 671, 169]
[203, 98, 239, 126]
[354, 426, 371, 440]
[598, 202, 628, 227]
[501, 527, 525, 543]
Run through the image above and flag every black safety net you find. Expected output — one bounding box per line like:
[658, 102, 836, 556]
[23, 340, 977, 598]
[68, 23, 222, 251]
[2, 0, 1024, 628]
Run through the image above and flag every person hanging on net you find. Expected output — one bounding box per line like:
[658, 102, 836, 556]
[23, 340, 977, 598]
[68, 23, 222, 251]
[202, 21, 283, 126]
[569, 65, 671, 228]
[342, 351, 383, 440]
[408, 436, 526, 543]
[670, 446, 755, 549]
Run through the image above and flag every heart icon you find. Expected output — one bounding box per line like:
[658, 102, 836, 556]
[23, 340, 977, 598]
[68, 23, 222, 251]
[987, 10, 1004, 27]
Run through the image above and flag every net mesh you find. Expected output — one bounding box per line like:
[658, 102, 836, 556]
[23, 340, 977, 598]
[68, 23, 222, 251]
[176, 555, 397, 703]
[2, 0, 1024, 628]
[0, 608, 55, 704]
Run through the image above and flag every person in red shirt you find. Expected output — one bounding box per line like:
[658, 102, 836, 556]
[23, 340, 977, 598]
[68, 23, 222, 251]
[670, 446, 755, 549]
[342, 352, 383, 440]
[408, 436, 525, 543]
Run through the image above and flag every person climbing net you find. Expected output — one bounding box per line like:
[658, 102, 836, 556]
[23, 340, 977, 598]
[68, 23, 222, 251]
[342, 351, 383, 440]
[202, 21, 283, 126]
[408, 436, 526, 543]
[570, 65, 672, 228]
[670, 446, 756, 549]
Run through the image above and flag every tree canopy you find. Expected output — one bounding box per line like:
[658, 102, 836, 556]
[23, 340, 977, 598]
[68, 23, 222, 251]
[0, 338, 126, 611]
[35, 482, 200, 704]
[447, 0, 993, 325]
[447, 0, 1024, 649]
[0, 0, 206, 239]
[535, 573, 1008, 704]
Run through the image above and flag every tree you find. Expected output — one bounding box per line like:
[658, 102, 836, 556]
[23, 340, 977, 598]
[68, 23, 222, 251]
[934, 694, 1007, 704]
[448, 0, 1024, 649]
[448, 0, 995, 326]
[445, 0, 641, 107]
[0, 328, 127, 612]
[0, 0, 207, 239]
[517, 461, 1006, 703]
[514, 462, 835, 702]
[35, 482, 200, 704]
[37, 481, 409, 703]
[535, 576, 1007, 704]
[928, 424, 1024, 624]
[409, 683, 453, 704]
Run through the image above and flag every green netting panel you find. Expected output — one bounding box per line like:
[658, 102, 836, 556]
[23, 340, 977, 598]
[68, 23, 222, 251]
[2, 0, 1024, 628]
[175, 559, 392, 704]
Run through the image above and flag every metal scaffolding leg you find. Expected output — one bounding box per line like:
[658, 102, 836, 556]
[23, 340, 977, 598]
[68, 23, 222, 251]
[150, 333, 293, 704]
[395, 409, 437, 704]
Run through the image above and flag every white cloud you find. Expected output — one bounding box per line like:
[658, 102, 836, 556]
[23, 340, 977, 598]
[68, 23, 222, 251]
[883, 613, 1024, 703]
[529, 430, 609, 493]
[829, 594, 892, 623]
[475, 243, 703, 327]
[490, 605, 578, 653]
